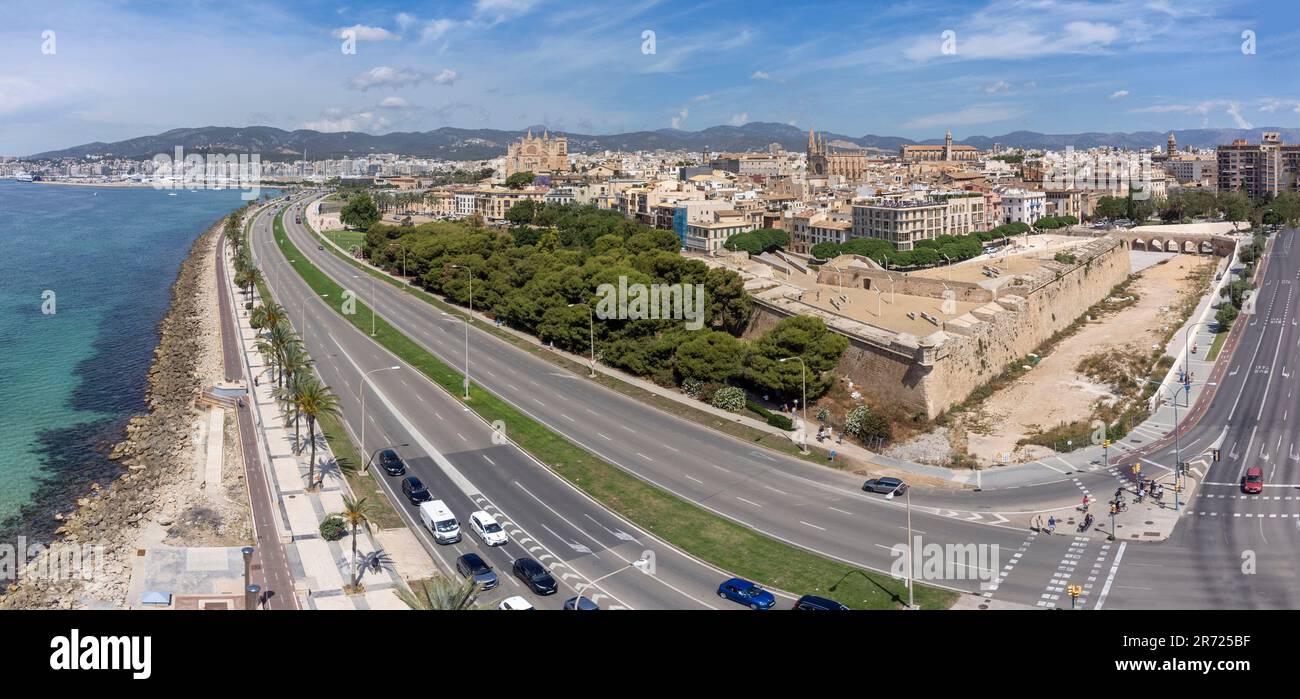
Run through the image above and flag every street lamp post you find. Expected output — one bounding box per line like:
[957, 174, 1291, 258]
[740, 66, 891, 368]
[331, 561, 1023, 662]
[389, 242, 408, 284]
[358, 366, 401, 459]
[941, 253, 953, 280]
[241, 546, 254, 592]
[570, 553, 652, 610]
[886, 483, 914, 609]
[778, 357, 807, 453]
[451, 265, 473, 400]
[1139, 378, 1187, 512]
[568, 303, 596, 377]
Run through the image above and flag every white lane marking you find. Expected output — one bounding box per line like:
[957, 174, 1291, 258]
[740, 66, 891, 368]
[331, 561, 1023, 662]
[596, 432, 611, 441]
[635, 452, 653, 461]
[799, 521, 827, 531]
[736, 497, 763, 508]
[685, 475, 704, 484]
[1094, 543, 1127, 611]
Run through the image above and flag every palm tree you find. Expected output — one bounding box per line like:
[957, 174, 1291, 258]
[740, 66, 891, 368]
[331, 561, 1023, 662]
[265, 323, 300, 386]
[340, 495, 376, 591]
[294, 375, 340, 489]
[397, 576, 483, 610]
[242, 266, 263, 298]
[249, 302, 288, 331]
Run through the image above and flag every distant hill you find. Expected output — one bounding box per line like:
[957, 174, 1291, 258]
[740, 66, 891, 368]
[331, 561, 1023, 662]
[26, 122, 1300, 161]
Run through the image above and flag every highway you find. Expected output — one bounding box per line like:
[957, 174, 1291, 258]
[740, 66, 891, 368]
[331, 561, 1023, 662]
[1103, 227, 1300, 608]
[261, 190, 1300, 609]
[249, 197, 731, 610]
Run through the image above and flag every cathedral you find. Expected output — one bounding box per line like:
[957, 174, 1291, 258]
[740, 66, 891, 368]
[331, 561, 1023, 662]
[805, 129, 872, 180]
[505, 129, 570, 176]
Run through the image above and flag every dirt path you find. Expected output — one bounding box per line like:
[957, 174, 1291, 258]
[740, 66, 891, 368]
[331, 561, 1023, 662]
[962, 254, 1217, 464]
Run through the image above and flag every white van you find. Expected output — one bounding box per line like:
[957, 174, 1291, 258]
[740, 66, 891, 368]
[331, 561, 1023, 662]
[419, 500, 461, 544]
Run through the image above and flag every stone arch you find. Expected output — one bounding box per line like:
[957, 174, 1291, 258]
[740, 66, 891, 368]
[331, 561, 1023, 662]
[1149, 238, 1161, 251]
[1132, 238, 1145, 251]
[1165, 240, 1179, 252]
[1200, 241, 1214, 254]
[1184, 240, 1197, 254]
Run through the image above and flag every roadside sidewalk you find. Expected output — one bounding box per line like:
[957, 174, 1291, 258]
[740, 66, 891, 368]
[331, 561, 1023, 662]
[223, 218, 412, 610]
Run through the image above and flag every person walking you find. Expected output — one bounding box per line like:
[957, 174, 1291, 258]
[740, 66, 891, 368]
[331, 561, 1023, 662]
[1047, 515, 1056, 535]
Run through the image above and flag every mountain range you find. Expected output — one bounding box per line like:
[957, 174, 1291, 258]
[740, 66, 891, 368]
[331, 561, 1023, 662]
[25, 122, 1300, 161]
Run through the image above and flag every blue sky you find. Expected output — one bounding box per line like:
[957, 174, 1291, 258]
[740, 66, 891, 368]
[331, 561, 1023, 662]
[2, 0, 1299, 155]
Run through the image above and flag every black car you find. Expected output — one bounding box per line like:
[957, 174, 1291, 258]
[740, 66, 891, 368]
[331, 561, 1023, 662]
[379, 449, 406, 476]
[511, 557, 558, 595]
[563, 596, 599, 610]
[455, 553, 498, 590]
[400, 476, 431, 505]
[793, 594, 849, 610]
[862, 476, 906, 495]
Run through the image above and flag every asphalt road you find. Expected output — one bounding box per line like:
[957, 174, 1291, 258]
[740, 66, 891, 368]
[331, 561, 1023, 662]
[251, 197, 732, 610]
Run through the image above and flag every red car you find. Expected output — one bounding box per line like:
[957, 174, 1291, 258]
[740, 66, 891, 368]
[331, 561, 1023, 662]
[1243, 467, 1264, 494]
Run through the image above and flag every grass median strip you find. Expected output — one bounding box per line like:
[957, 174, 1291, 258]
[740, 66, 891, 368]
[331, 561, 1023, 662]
[275, 209, 956, 610]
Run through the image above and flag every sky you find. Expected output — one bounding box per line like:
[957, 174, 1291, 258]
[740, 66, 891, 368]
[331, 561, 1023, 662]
[2, 0, 1299, 155]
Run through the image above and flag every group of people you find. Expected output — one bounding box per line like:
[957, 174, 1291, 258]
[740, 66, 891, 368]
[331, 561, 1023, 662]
[1135, 478, 1164, 504]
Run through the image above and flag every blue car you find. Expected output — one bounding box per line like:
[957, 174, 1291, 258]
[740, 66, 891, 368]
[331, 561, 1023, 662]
[717, 577, 776, 610]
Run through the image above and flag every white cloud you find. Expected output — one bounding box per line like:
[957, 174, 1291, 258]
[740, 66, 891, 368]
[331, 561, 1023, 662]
[1109, 90, 1130, 99]
[671, 106, 689, 129]
[332, 25, 399, 42]
[751, 70, 772, 80]
[475, 0, 540, 24]
[983, 80, 1011, 94]
[904, 105, 1018, 129]
[1226, 102, 1253, 129]
[693, 94, 712, 102]
[421, 19, 458, 43]
[347, 66, 458, 91]
[395, 13, 418, 31]
[729, 112, 749, 126]
[379, 96, 410, 108]
[301, 107, 388, 133]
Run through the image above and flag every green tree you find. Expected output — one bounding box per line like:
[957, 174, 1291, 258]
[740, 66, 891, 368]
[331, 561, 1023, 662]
[745, 315, 848, 399]
[398, 576, 483, 610]
[1095, 196, 1126, 220]
[294, 375, 341, 489]
[674, 330, 743, 383]
[341, 193, 380, 229]
[505, 171, 535, 189]
[339, 495, 377, 590]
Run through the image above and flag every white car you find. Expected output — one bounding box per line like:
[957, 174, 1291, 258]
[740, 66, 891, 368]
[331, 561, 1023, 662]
[497, 596, 534, 610]
[469, 510, 508, 546]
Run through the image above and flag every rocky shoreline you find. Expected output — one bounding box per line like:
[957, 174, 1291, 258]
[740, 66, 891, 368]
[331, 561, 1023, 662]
[1, 218, 229, 609]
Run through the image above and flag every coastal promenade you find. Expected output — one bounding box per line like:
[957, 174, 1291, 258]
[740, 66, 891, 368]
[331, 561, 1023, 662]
[216, 232, 298, 610]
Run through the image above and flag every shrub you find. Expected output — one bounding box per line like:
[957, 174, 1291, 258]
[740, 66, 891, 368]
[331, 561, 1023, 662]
[681, 378, 704, 399]
[319, 515, 347, 542]
[816, 407, 830, 424]
[711, 386, 746, 412]
[1054, 252, 1077, 265]
[767, 414, 794, 431]
[745, 400, 774, 419]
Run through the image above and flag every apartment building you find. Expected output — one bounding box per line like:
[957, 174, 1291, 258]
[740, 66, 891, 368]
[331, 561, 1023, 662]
[683, 210, 757, 254]
[938, 193, 986, 236]
[850, 200, 946, 251]
[997, 187, 1047, 225]
[1217, 133, 1300, 197]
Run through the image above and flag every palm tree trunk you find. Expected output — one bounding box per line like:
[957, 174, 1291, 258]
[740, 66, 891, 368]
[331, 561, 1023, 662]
[307, 417, 317, 488]
[351, 523, 359, 588]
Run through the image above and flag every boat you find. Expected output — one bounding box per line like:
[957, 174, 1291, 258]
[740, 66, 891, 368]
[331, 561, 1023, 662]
[15, 172, 34, 182]
[168, 192, 178, 196]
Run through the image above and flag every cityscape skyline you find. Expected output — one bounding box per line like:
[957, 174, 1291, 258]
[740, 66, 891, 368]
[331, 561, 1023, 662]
[3, 0, 1300, 155]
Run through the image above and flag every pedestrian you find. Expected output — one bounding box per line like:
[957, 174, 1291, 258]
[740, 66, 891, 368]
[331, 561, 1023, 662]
[1082, 494, 1090, 510]
[827, 426, 834, 443]
[1047, 516, 1056, 535]
[254, 375, 259, 387]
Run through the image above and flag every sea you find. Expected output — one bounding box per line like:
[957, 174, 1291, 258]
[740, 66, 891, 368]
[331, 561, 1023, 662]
[0, 180, 277, 544]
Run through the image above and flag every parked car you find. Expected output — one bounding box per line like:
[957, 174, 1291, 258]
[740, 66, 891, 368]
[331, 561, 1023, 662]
[717, 577, 776, 610]
[469, 510, 508, 546]
[793, 594, 849, 610]
[862, 476, 907, 495]
[563, 596, 600, 610]
[497, 596, 534, 610]
[400, 476, 431, 505]
[512, 557, 558, 595]
[1243, 466, 1265, 494]
[455, 553, 498, 590]
[378, 449, 406, 476]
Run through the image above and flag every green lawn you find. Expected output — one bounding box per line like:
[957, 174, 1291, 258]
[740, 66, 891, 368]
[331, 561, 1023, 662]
[269, 208, 957, 610]
[1205, 329, 1229, 362]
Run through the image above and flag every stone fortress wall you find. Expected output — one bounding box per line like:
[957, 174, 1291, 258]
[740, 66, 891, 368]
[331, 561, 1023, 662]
[743, 237, 1135, 417]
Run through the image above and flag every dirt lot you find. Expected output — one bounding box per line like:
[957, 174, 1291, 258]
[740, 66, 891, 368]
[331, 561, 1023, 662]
[958, 254, 1218, 464]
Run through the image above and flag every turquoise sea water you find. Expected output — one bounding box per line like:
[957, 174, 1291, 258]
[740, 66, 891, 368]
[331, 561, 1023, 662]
[0, 181, 275, 542]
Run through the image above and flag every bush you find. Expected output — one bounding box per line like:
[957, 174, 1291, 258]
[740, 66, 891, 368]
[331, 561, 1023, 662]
[681, 378, 704, 399]
[816, 407, 830, 423]
[711, 386, 746, 412]
[1215, 304, 1238, 330]
[767, 413, 794, 431]
[1054, 252, 1077, 265]
[319, 515, 347, 542]
[844, 405, 892, 442]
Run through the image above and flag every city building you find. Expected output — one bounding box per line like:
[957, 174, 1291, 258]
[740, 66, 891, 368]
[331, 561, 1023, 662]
[899, 130, 981, 162]
[806, 129, 872, 180]
[683, 209, 757, 254]
[850, 199, 946, 251]
[997, 187, 1047, 225]
[1216, 132, 1300, 197]
[505, 129, 569, 176]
